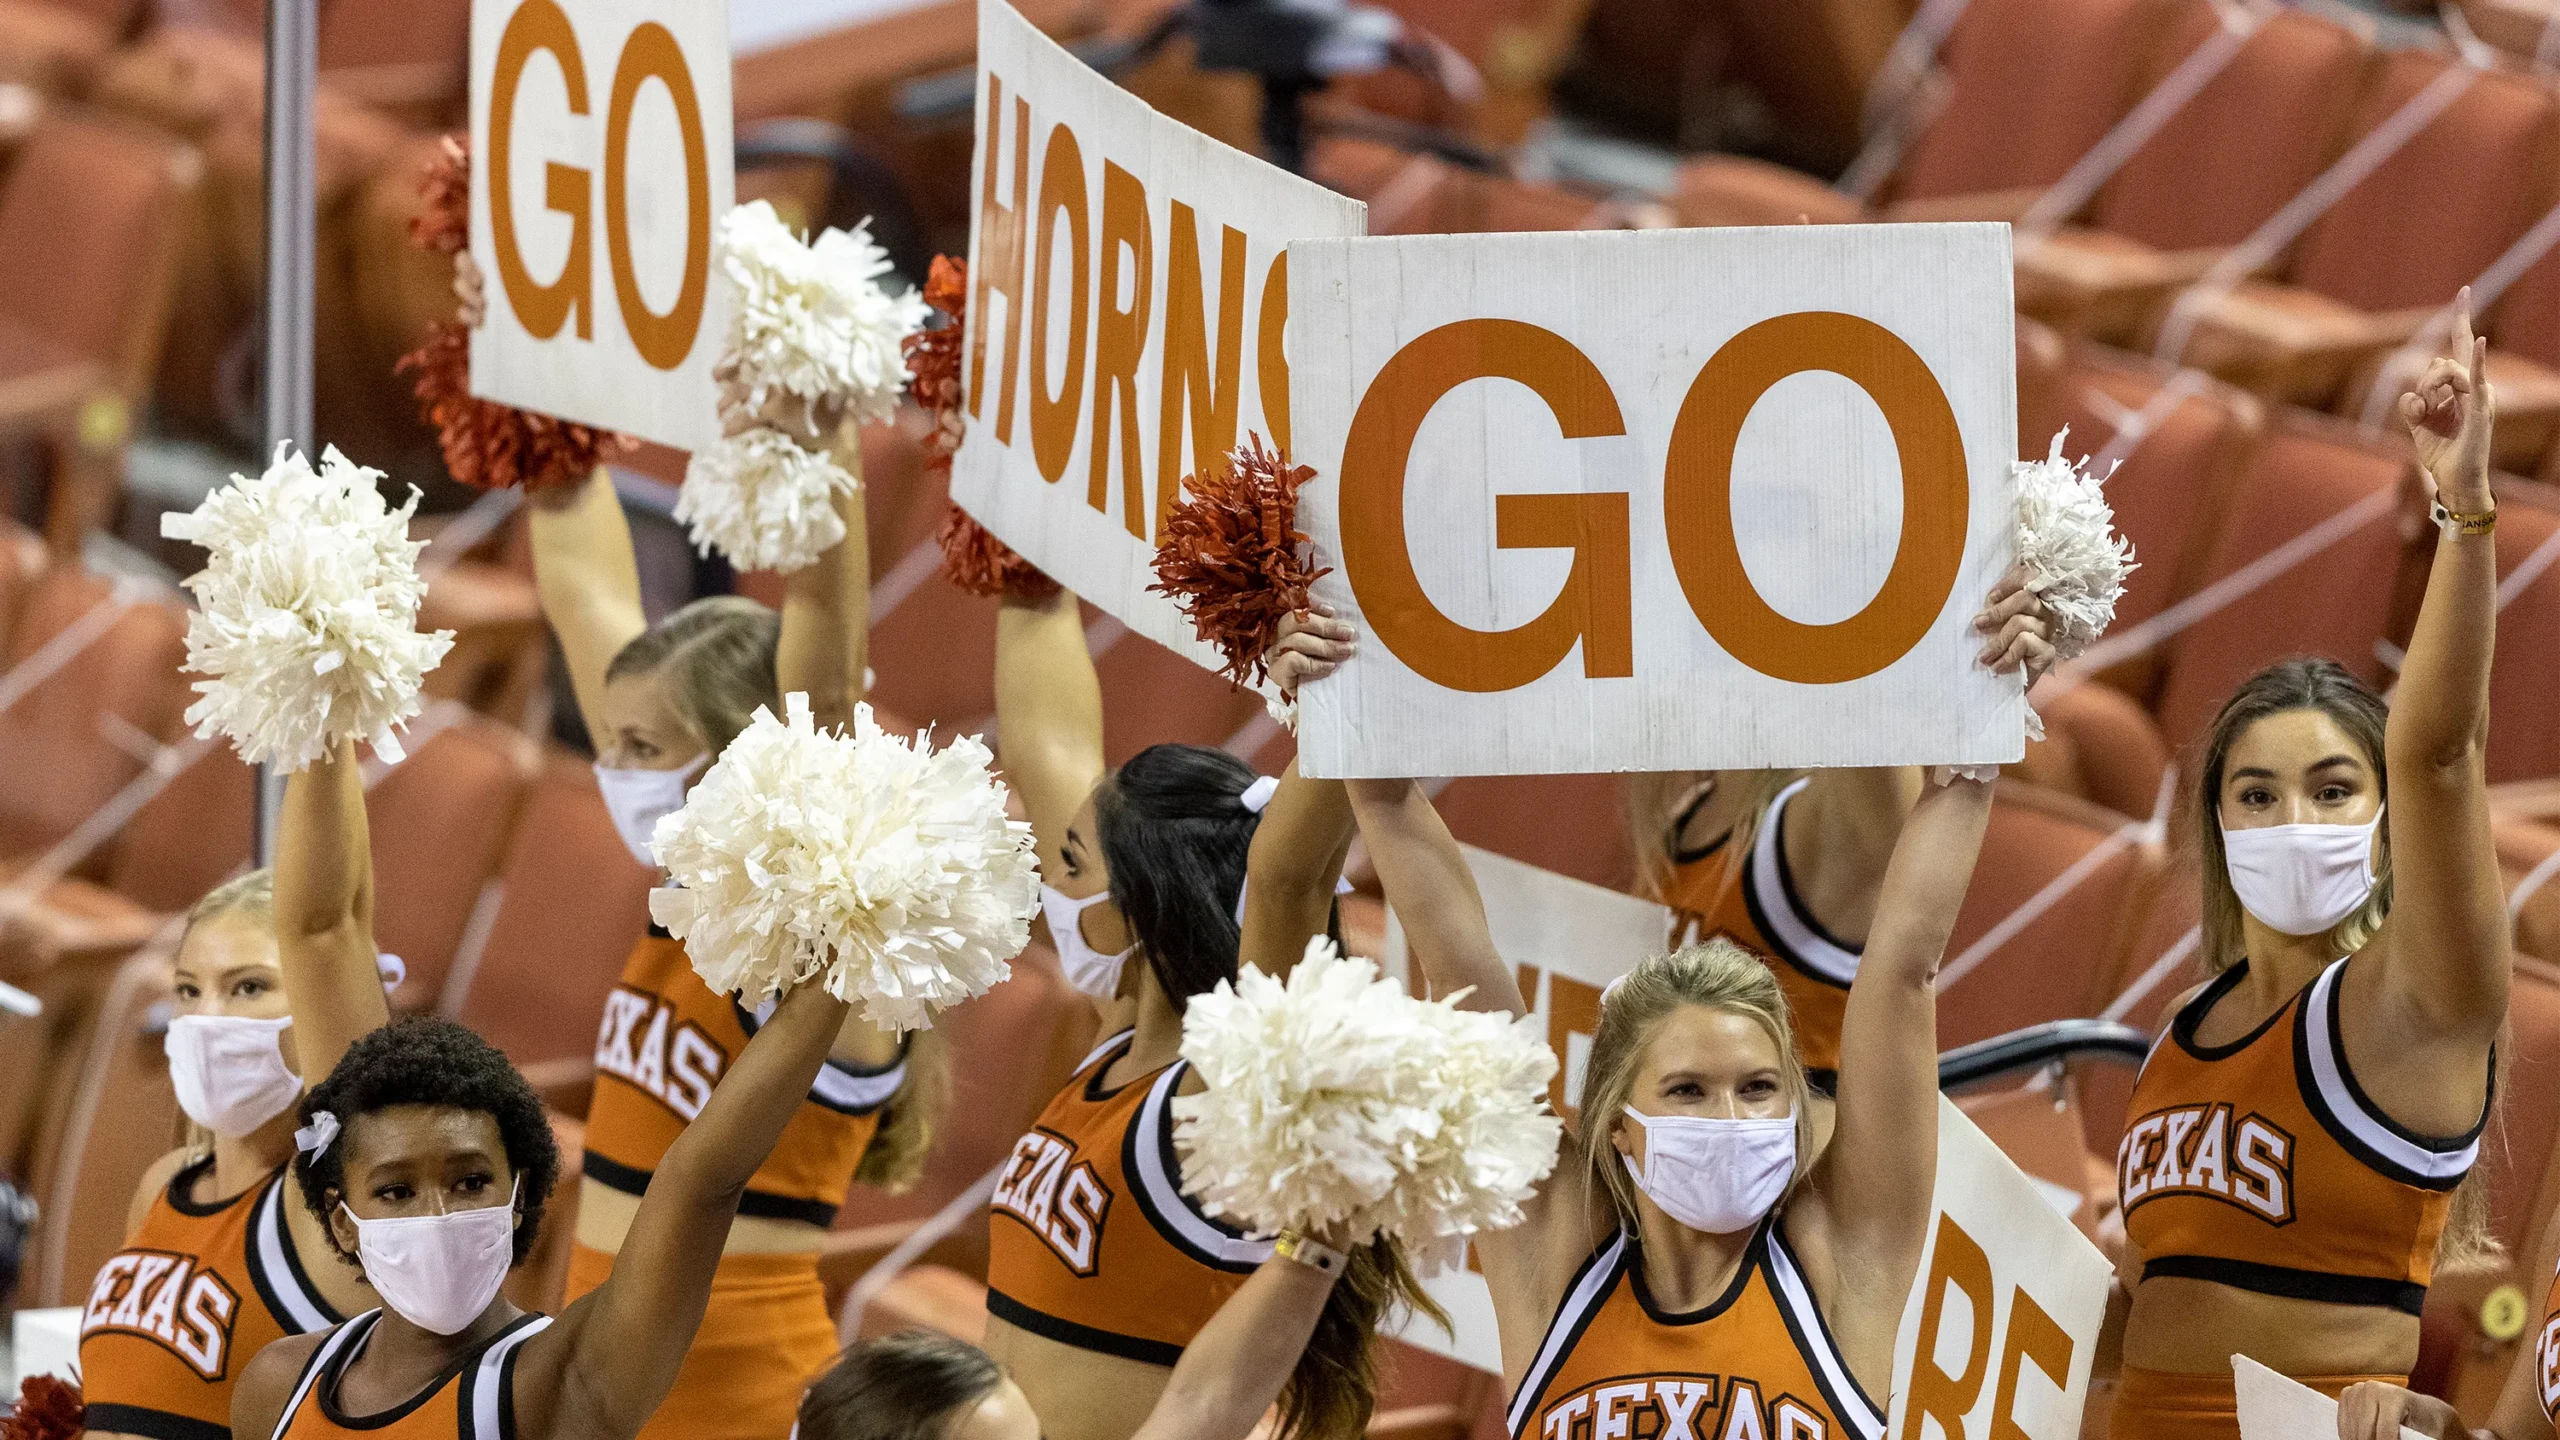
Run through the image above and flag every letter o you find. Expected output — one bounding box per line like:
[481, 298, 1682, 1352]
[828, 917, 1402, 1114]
[603, 22, 711, 370]
[1663, 311, 1968, 686]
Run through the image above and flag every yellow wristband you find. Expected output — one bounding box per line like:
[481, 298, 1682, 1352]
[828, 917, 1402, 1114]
[1273, 1230, 1347, 1277]
[2432, 500, 2497, 536]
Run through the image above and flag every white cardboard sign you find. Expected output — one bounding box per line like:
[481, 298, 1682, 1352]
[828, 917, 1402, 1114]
[1888, 1097, 2112, 1440]
[470, 0, 734, 452]
[951, 0, 1365, 678]
[1287, 224, 2024, 779]
[1380, 844, 1671, 1372]
[2233, 1355, 2427, 1440]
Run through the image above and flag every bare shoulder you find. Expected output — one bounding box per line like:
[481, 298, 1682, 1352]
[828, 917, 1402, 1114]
[234, 1327, 328, 1439]
[127, 1147, 196, 1237]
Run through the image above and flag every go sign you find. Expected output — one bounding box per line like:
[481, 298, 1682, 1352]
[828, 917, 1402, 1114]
[1288, 224, 2027, 781]
[469, 0, 734, 452]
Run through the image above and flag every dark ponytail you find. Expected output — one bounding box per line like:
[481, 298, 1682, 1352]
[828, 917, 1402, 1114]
[1093, 744, 1263, 1007]
[1274, 1239, 1446, 1440]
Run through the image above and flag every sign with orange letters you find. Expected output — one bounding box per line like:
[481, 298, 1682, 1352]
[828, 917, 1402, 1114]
[470, 0, 733, 451]
[950, 0, 1364, 676]
[1288, 225, 2025, 778]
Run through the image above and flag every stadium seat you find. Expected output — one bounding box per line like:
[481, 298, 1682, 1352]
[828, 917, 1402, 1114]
[2015, 3, 2374, 343]
[15, 943, 176, 1309]
[419, 560, 547, 726]
[2161, 48, 2560, 407]
[2149, 412, 2416, 756]
[0, 0, 137, 95]
[1306, 136, 1610, 235]
[2473, 232, 2560, 480]
[2455, 0, 2560, 67]
[1094, 628, 1266, 763]
[1709, 0, 1917, 177]
[448, 750, 654, 1073]
[0, 515, 45, 669]
[0, 109, 198, 552]
[363, 710, 537, 1014]
[0, 571, 190, 866]
[1669, 0, 2180, 228]
[1937, 783, 2161, 1051]
[2013, 678, 2175, 824]
[1432, 773, 1633, 892]
[2499, 811, 2560, 964]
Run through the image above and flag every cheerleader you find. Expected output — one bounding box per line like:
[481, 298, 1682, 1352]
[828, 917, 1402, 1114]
[984, 586, 1411, 1440]
[2332, 1196, 2560, 1439]
[227, 974, 856, 1440]
[522, 396, 939, 1437]
[1347, 761, 1990, 1440]
[2107, 309, 2510, 1436]
[78, 748, 391, 1440]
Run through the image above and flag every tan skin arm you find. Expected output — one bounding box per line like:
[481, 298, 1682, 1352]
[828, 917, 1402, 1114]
[1797, 775, 1994, 1379]
[2357, 295, 2509, 1094]
[527, 466, 650, 734]
[1131, 1249, 1344, 1440]
[273, 743, 394, 1083]
[515, 982, 854, 1439]
[997, 587, 1107, 880]
[1236, 760, 1354, 981]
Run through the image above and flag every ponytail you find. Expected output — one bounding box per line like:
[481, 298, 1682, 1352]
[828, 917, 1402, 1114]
[1272, 1238, 1446, 1440]
[854, 1028, 950, 1192]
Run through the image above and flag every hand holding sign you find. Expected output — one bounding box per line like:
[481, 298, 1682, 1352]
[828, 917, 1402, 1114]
[2233, 1357, 2438, 1440]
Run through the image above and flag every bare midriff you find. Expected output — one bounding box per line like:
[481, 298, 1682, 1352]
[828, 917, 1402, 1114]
[981, 1313, 1174, 1440]
[2124, 1275, 2418, 1377]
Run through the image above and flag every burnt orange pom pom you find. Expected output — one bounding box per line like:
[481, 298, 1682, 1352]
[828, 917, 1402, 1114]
[1149, 433, 1329, 688]
[903, 254, 968, 477]
[936, 502, 1061, 603]
[397, 137, 631, 490]
[2, 1374, 83, 1440]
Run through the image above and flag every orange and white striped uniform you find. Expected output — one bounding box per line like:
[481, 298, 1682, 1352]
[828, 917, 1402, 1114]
[568, 927, 906, 1440]
[81, 1157, 342, 1440]
[2535, 1252, 2558, 1425]
[1661, 778, 1859, 1087]
[1506, 1217, 1884, 1440]
[2118, 958, 2486, 1316]
[264, 1310, 550, 1440]
[986, 1028, 1272, 1365]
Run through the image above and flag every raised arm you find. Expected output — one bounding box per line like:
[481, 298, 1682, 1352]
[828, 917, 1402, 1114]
[528, 465, 649, 734]
[1785, 767, 1923, 943]
[1238, 761, 1354, 979]
[525, 981, 854, 1439]
[2376, 295, 2508, 1046]
[996, 588, 1106, 880]
[273, 743, 392, 1083]
[1815, 775, 1994, 1300]
[1344, 779, 1521, 1017]
[1132, 1249, 1344, 1440]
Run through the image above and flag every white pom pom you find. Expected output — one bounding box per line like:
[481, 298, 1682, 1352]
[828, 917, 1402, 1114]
[676, 427, 859, 572]
[1173, 938, 1562, 1262]
[159, 443, 455, 769]
[2013, 427, 2137, 661]
[719, 199, 929, 426]
[647, 693, 1039, 1033]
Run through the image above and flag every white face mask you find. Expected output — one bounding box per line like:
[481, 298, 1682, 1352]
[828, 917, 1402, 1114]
[1041, 885, 1132, 1000]
[165, 1015, 301, 1138]
[342, 1177, 518, 1335]
[2221, 809, 2382, 937]
[1618, 1106, 1796, 1235]
[593, 754, 708, 867]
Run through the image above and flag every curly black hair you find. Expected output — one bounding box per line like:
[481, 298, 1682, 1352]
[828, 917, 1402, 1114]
[294, 1016, 558, 1268]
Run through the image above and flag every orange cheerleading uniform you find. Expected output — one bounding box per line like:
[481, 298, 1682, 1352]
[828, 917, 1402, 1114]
[264, 1310, 550, 1440]
[1661, 779, 1859, 1086]
[2113, 957, 2487, 1439]
[1506, 1217, 1885, 1440]
[568, 927, 905, 1440]
[81, 1157, 342, 1440]
[985, 1028, 1272, 1365]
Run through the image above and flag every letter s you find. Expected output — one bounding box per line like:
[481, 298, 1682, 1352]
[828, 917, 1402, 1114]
[1338, 319, 1633, 694]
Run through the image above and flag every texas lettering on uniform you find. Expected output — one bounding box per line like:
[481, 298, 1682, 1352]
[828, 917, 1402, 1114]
[1536, 1374, 1833, 1440]
[991, 1127, 1112, 1276]
[82, 1249, 240, 1380]
[2116, 1102, 2295, 1223]
[594, 983, 727, 1120]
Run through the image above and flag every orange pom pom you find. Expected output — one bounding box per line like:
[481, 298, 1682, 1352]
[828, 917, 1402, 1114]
[936, 502, 1060, 603]
[904, 254, 967, 477]
[397, 322, 633, 492]
[2, 1375, 83, 1440]
[411, 133, 469, 256]
[1148, 434, 1328, 688]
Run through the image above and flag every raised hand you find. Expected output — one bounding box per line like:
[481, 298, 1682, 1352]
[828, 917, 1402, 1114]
[1971, 564, 2059, 681]
[1268, 603, 1356, 699]
[2399, 287, 2496, 516]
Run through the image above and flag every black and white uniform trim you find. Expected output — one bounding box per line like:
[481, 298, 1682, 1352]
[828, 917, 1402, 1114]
[247, 1172, 344, 1334]
[742, 997, 910, 1116]
[2293, 959, 2487, 1192]
[1124, 1059, 1272, 1272]
[271, 1310, 551, 1440]
[1742, 780, 1863, 991]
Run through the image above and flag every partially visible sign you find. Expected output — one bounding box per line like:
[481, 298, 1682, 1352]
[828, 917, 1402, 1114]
[950, 0, 1363, 680]
[2232, 1355, 2427, 1440]
[1288, 224, 2023, 779]
[471, 0, 733, 451]
[1889, 1098, 2112, 1440]
[1381, 844, 1669, 1374]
